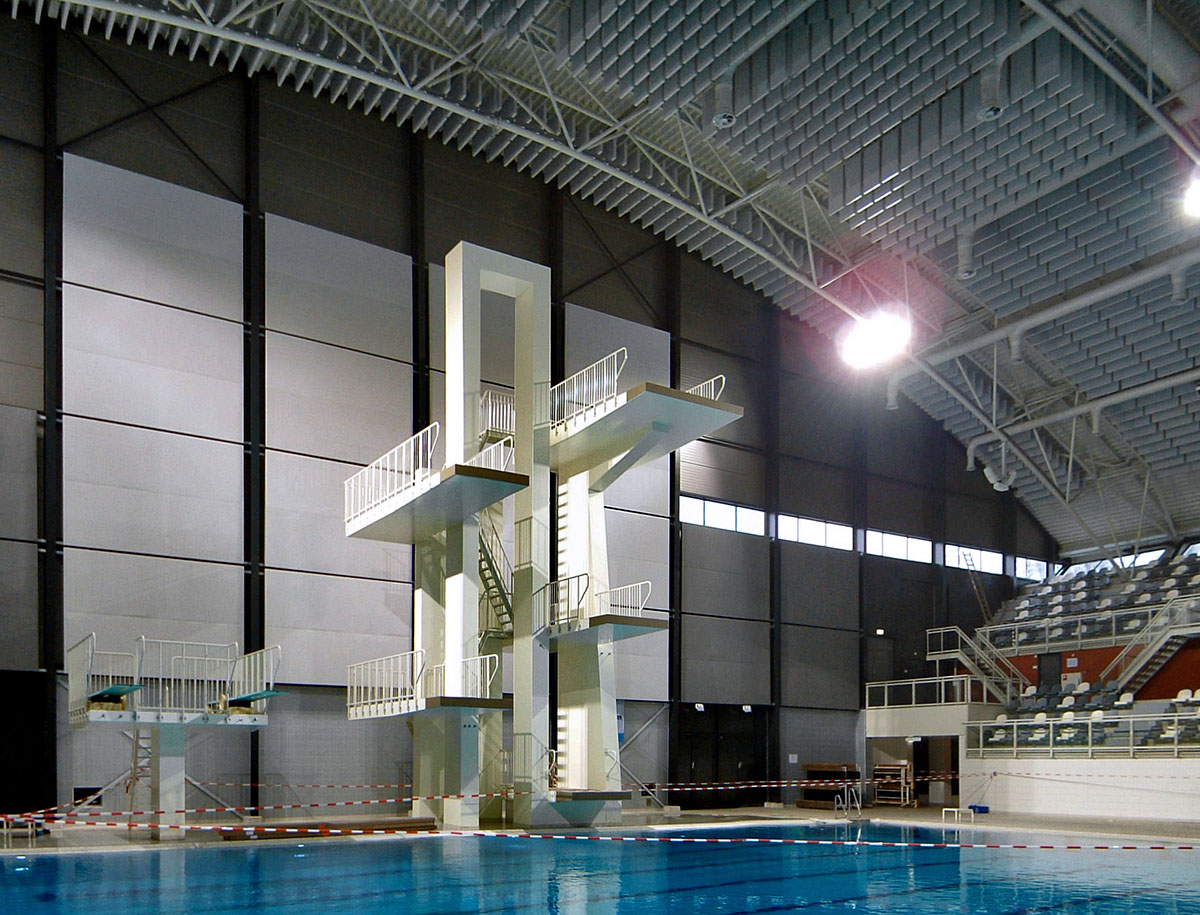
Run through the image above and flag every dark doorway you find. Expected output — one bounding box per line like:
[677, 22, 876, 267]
[671, 704, 769, 809]
[1037, 652, 1062, 692]
[865, 635, 895, 683]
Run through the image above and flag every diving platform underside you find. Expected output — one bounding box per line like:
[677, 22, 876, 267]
[550, 383, 743, 481]
[548, 614, 668, 645]
[80, 709, 268, 727]
[347, 695, 512, 722]
[552, 789, 632, 802]
[347, 464, 529, 543]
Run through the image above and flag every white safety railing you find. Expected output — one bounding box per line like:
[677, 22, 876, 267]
[926, 626, 1028, 705]
[421, 654, 499, 700]
[592, 580, 652, 620]
[135, 638, 239, 714]
[225, 645, 283, 711]
[978, 605, 1162, 656]
[347, 649, 425, 720]
[480, 389, 516, 438]
[533, 573, 590, 629]
[67, 634, 137, 725]
[686, 374, 726, 401]
[966, 708, 1200, 759]
[467, 435, 514, 473]
[549, 348, 627, 433]
[512, 733, 557, 789]
[344, 422, 440, 527]
[1100, 596, 1200, 687]
[864, 674, 990, 709]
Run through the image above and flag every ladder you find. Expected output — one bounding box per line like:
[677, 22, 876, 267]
[478, 509, 513, 637]
[960, 550, 993, 626]
[126, 729, 152, 822]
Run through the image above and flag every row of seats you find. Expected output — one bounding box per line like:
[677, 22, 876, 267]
[1009, 680, 1130, 716]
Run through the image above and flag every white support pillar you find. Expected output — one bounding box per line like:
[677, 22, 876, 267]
[151, 725, 186, 841]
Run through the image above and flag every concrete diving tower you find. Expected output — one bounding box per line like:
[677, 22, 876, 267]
[66, 633, 283, 839]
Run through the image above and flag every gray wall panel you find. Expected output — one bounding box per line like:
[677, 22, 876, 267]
[618, 699, 669, 787]
[946, 491, 1005, 551]
[63, 286, 242, 440]
[679, 440, 765, 506]
[614, 628, 668, 701]
[0, 279, 42, 411]
[781, 625, 860, 710]
[565, 302, 668, 385]
[780, 541, 858, 629]
[779, 707, 861, 793]
[63, 548, 242, 650]
[605, 509, 669, 609]
[778, 456, 853, 526]
[866, 476, 935, 539]
[680, 252, 772, 361]
[680, 344, 763, 447]
[681, 616, 770, 705]
[62, 155, 242, 320]
[0, 540, 37, 669]
[265, 215, 412, 359]
[682, 526, 770, 621]
[265, 449, 412, 582]
[0, 143, 41, 277]
[0, 20, 41, 147]
[779, 371, 856, 462]
[265, 332, 412, 465]
[63, 418, 242, 562]
[0, 404, 36, 540]
[265, 569, 412, 687]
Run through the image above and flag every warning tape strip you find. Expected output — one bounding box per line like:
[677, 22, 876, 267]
[46, 819, 1200, 851]
[195, 782, 414, 790]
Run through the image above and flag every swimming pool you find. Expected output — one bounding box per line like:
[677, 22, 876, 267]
[3, 821, 1199, 913]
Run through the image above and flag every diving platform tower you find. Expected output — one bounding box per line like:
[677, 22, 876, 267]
[343, 241, 740, 828]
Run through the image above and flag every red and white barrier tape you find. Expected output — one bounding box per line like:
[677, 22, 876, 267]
[195, 782, 414, 790]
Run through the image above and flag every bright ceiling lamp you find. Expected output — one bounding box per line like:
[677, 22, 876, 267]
[1185, 174, 1200, 219]
[839, 311, 912, 369]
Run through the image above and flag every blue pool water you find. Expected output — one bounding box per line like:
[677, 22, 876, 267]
[3, 821, 1200, 914]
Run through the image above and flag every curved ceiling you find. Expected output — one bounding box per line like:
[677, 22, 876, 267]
[13, 0, 1200, 561]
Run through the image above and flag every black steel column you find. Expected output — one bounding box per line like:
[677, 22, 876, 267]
[665, 244, 683, 795]
[765, 311, 782, 803]
[242, 74, 266, 812]
[409, 130, 429, 434]
[851, 389, 870, 697]
[38, 24, 63, 813]
[547, 186, 564, 750]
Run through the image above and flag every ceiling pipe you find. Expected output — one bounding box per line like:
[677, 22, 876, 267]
[955, 226, 977, 280]
[887, 243, 1200, 408]
[965, 365, 1200, 470]
[1079, 0, 1200, 118]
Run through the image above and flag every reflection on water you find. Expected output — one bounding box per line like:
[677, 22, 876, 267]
[2, 822, 1200, 914]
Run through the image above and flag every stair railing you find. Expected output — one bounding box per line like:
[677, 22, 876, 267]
[686, 374, 726, 401]
[344, 421, 440, 527]
[467, 435, 515, 473]
[592, 580, 652, 621]
[533, 573, 590, 629]
[926, 626, 1027, 704]
[549, 348, 627, 433]
[346, 649, 426, 719]
[480, 390, 516, 438]
[1100, 596, 1200, 687]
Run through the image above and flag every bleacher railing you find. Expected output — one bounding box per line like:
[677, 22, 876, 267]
[865, 674, 989, 709]
[593, 580, 652, 620]
[966, 708, 1200, 759]
[134, 638, 240, 714]
[467, 435, 514, 473]
[549, 348, 626, 433]
[1100, 596, 1200, 686]
[480, 390, 516, 438]
[347, 649, 425, 719]
[533, 573, 590, 629]
[686, 375, 726, 401]
[926, 626, 1027, 705]
[67, 634, 137, 725]
[978, 604, 1165, 655]
[344, 422, 440, 527]
[421, 654, 499, 700]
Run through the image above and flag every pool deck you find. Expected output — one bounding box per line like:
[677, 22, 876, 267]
[5, 803, 1200, 854]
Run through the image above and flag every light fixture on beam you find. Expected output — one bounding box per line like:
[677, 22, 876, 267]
[1185, 174, 1200, 219]
[839, 310, 912, 370]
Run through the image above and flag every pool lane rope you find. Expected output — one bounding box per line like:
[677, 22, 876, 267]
[37, 818, 1200, 850]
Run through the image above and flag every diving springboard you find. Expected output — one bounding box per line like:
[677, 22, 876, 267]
[550, 383, 743, 481]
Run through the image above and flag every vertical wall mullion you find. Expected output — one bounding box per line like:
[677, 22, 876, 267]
[242, 73, 266, 811]
[665, 244, 682, 796]
[410, 129, 429, 435]
[766, 311, 782, 803]
[38, 23, 63, 812]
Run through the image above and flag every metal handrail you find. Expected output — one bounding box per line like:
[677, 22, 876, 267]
[480, 513, 513, 595]
[344, 422, 440, 526]
[467, 435, 514, 473]
[593, 580, 651, 620]
[533, 573, 590, 628]
[978, 604, 1162, 656]
[480, 389, 516, 438]
[549, 348, 627, 432]
[966, 707, 1200, 759]
[346, 649, 426, 719]
[686, 374, 726, 401]
[134, 637, 241, 714]
[926, 626, 1028, 703]
[421, 654, 499, 699]
[67, 633, 137, 725]
[1100, 596, 1200, 686]
[226, 645, 283, 711]
[864, 674, 990, 709]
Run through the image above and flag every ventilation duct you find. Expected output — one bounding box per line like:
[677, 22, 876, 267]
[710, 74, 736, 129]
[977, 61, 1006, 122]
[956, 227, 977, 280]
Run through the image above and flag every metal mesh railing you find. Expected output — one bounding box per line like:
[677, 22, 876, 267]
[549, 348, 626, 432]
[344, 422, 440, 526]
[686, 374, 726, 401]
[593, 580, 652, 620]
[347, 649, 425, 720]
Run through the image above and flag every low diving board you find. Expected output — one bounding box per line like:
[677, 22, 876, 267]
[88, 683, 142, 701]
[347, 464, 529, 543]
[551, 382, 743, 481]
[229, 688, 288, 704]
